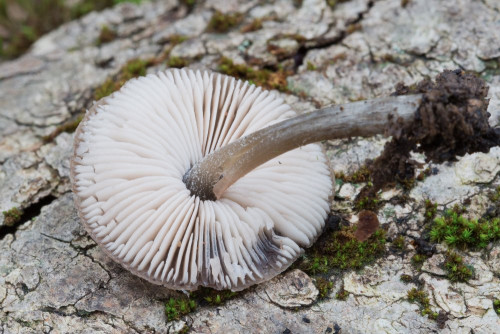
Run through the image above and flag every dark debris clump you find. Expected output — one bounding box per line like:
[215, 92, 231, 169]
[368, 69, 499, 193]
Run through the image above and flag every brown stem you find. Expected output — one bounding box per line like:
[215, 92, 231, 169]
[183, 94, 423, 201]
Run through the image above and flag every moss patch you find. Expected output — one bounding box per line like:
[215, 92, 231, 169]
[206, 11, 243, 33]
[400, 274, 412, 283]
[94, 79, 116, 101]
[181, 0, 196, 8]
[94, 58, 151, 100]
[240, 18, 263, 33]
[424, 200, 438, 221]
[158, 34, 190, 66]
[326, 0, 350, 9]
[416, 167, 431, 181]
[494, 299, 500, 315]
[315, 277, 334, 299]
[354, 192, 381, 211]
[164, 288, 241, 322]
[335, 166, 371, 184]
[164, 296, 197, 321]
[407, 288, 438, 320]
[336, 166, 385, 212]
[430, 208, 500, 249]
[0, 0, 141, 59]
[94, 33, 190, 100]
[399, 176, 416, 190]
[166, 56, 190, 68]
[306, 61, 317, 71]
[217, 57, 291, 93]
[392, 236, 406, 250]
[191, 287, 239, 306]
[96, 25, 116, 46]
[443, 251, 474, 282]
[489, 186, 500, 203]
[42, 114, 84, 142]
[2, 207, 23, 226]
[167, 34, 188, 46]
[335, 288, 349, 301]
[411, 254, 428, 270]
[294, 226, 386, 275]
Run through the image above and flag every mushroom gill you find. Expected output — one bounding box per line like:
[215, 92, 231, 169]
[71, 69, 332, 291]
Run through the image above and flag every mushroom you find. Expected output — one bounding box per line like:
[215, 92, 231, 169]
[74, 66, 460, 291]
[71, 69, 334, 291]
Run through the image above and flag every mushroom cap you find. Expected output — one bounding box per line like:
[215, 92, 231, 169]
[71, 68, 332, 291]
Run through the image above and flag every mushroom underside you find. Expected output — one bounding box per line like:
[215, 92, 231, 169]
[71, 69, 332, 291]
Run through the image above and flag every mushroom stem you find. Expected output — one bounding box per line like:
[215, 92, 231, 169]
[183, 94, 423, 201]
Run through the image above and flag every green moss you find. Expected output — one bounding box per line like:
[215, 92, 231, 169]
[416, 168, 431, 181]
[113, 0, 141, 3]
[94, 58, 151, 100]
[412, 254, 427, 264]
[490, 186, 500, 202]
[335, 166, 371, 184]
[335, 288, 349, 301]
[326, 0, 350, 9]
[42, 114, 84, 142]
[191, 287, 238, 306]
[400, 274, 412, 283]
[305, 256, 329, 275]
[168, 34, 188, 46]
[206, 10, 243, 33]
[392, 236, 406, 250]
[407, 288, 438, 320]
[218, 57, 253, 78]
[164, 288, 241, 321]
[306, 61, 317, 71]
[240, 18, 263, 33]
[326, 0, 337, 8]
[166, 56, 190, 68]
[444, 251, 474, 283]
[355, 194, 380, 211]
[399, 177, 416, 190]
[411, 254, 428, 270]
[315, 277, 334, 299]
[294, 226, 386, 275]
[179, 324, 190, 334]
[123, 59, 148, 78]
[94, 79, 116, 101]
[217, 57, 291, 93]
[424, 200, 438, 221]
[165, 296, 197, 321]
[494, 299, 500, 315]
[96, 25, 116, 46]
[0, 0, 141, 59]
[151, 34, 189, 65]
[429, 208, 500, 249]
[2, 207, 23, 226]
[182, 0, 196, 6]
[340, 167, 381, 212]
